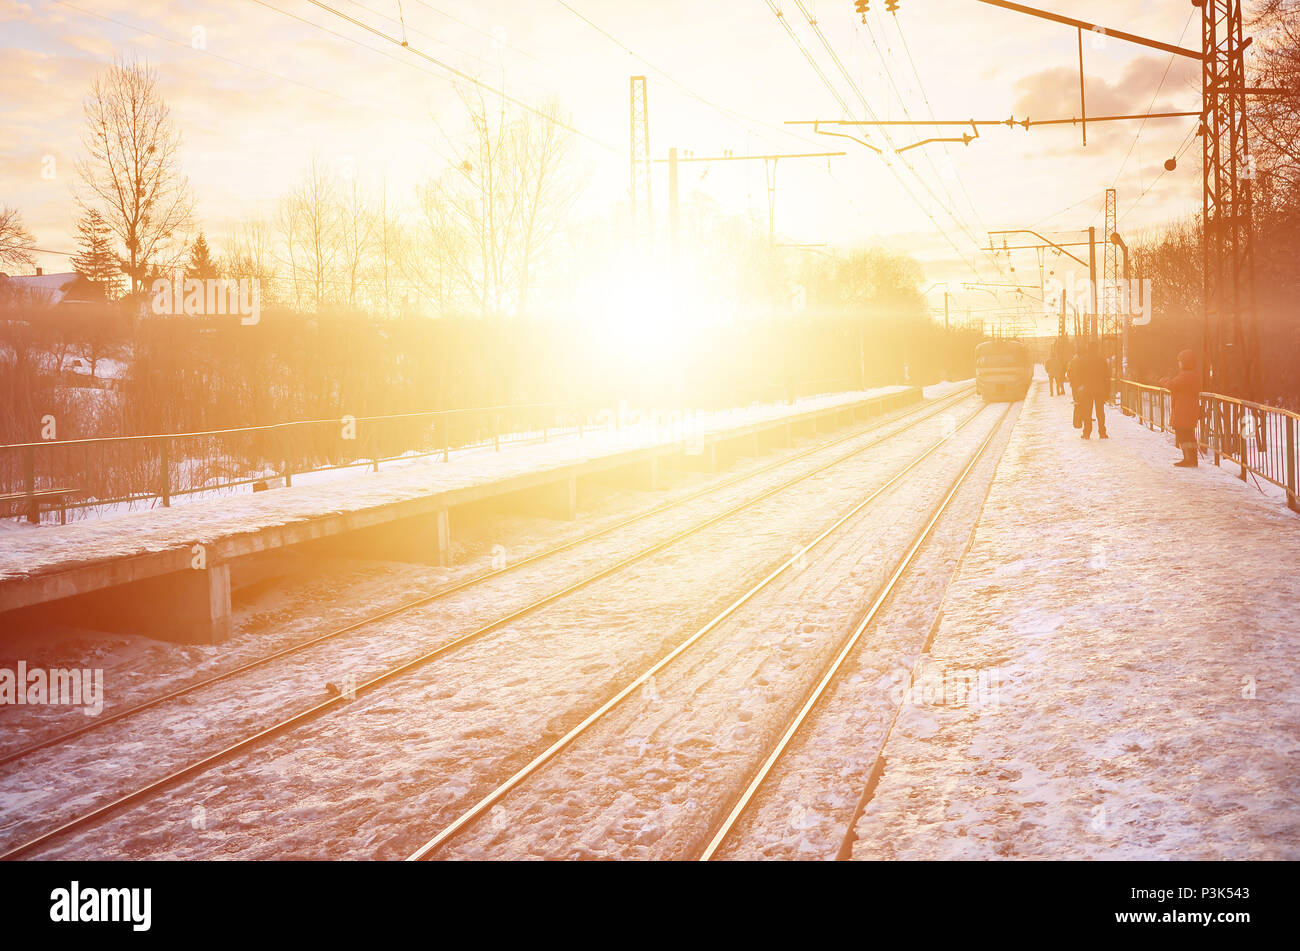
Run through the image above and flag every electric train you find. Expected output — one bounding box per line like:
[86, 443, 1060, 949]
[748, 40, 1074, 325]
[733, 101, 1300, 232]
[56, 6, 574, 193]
[974, 339, 1033, 402]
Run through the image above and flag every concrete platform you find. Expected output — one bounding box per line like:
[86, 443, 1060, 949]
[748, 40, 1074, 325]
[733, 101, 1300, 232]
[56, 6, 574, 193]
[0, 388, 921, 644]
[849, 379, 1300, 860]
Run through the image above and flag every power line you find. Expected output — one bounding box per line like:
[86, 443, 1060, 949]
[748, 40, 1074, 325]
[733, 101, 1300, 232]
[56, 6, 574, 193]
[776, 1, 990, 281]
[761, 0, 855, 118]
[1121, 120, 1201, 221]
[405, 0, 546, 65]
[53, 0, 443, 136]
[254, 0, 619, 152]
[847, 4, 988, 264]
[1109, 7, 1198, 192]
[554, 0, 822, 151]
[887, 10, 988, 247]
[341, 0, 497, 70]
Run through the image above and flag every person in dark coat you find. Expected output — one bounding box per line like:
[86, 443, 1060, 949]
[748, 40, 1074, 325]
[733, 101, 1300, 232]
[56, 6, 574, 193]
[1072, 341, 1111, 439]
[1066, 347, 1084, 427]
[1046, 343, 1067, 396]
[1160, 349, 1201, 467]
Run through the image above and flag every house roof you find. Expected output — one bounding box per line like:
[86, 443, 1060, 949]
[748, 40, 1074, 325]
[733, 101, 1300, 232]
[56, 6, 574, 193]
[0, 272, 110, 305]
[0, 271, 78, 304]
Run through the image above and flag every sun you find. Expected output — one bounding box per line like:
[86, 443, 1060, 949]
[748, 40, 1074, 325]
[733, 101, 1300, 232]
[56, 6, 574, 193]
[579, 258, 704, 387]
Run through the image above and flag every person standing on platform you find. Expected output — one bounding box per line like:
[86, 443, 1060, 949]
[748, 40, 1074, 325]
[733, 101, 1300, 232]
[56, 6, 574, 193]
[1074, 341, 1111, 439]
[1160, 349, 1202, 468]
[1066, 346, 1084, 429]
[1047, 340, 1067, 396]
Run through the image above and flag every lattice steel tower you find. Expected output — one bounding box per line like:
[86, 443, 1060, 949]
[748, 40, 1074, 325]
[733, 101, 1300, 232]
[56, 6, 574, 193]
[1199, 0, 1258, 398]
[629, 76, 652, 249]
[1101, 188, 1121, 337]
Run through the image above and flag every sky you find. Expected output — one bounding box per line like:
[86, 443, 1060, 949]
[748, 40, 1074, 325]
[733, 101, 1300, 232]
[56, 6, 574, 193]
[0, 0, 1216, 325]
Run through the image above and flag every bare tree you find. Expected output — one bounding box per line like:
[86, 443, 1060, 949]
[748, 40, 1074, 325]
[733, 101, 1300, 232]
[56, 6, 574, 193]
[225, 218, 279, 307]
[419, 87, 584, 317]
[510, 99, 583, 316]
[1249, 0, 1300, 197]
[278, 155, 340, 312]
[0, 206, 36, 272]
[338, 176, 376, 310]
[76, 57, 193, 291]
[409, 177, 462, 314]
[374, 181, 407, 318]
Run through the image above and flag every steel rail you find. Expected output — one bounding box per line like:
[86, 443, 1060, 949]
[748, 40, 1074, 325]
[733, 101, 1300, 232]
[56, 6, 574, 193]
[1, 389, 977, 860]
[0, 388, 968, 770]
[700, 404, 1013, 860]
[406, 402, 995, 860]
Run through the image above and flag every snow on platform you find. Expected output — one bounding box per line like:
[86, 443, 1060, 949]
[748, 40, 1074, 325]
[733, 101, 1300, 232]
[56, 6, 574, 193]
[0, 388, 915, 612]
[850, 379, 1300, 860]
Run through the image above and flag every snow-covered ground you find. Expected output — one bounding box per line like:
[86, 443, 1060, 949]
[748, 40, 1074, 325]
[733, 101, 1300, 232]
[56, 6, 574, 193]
[847, 379, 1300, 860]
[21, 374, 1285, 861]
[2, 390, 980, 859]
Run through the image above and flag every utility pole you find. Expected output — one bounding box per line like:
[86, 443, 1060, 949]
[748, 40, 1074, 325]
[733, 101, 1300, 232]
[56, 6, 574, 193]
[924, 282, 952, 331]
[1199, 0, 1258, 399]
[629, 76, 652, 251]
[668, 147, 679, 302]
[1102, 189, 1119, 334]
[655, 150, 844, 250]
[1111, 232, 1132, 377]
[1088, 226, 1097, 338]
[985, 230, 1091, 337]
[974, 0, 1272, 399]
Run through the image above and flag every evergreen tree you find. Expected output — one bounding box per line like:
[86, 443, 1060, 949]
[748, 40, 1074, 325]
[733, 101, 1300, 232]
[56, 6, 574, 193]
[69, 208, 121, 296]
[188, 230, 218, 279]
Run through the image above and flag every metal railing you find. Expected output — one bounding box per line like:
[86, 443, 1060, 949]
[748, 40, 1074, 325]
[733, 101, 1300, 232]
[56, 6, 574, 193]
[1117, 379, 1300, 513]
[0, 403, 590, 523]
[1, 384, 912, 525]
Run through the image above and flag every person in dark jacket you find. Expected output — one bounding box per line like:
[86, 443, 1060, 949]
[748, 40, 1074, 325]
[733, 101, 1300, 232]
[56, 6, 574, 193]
[1066, 347, 1084, 427]
[1160, 349, 1201, 467]
[1071, 341, 1111, 439]
[1046, 342, 1067, 396]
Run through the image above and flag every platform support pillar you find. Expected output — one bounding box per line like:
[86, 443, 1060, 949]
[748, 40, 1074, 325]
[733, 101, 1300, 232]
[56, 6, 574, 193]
[435, 508, 451, 567]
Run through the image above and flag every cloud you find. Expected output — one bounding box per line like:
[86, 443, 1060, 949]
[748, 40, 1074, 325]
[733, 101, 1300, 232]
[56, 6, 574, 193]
[1011, 55, 1200, 121]
[0, 0, 36, 24]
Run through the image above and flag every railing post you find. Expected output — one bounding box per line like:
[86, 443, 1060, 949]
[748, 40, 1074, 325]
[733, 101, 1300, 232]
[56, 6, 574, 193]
[1239, 407, 1248, 482]
[1286, 416, 1298, 514]
[281, 424, 292, 488]
[160, 438, 171, 507]
[23, 444, 37, 524]
[1212, 401, 1221, 467]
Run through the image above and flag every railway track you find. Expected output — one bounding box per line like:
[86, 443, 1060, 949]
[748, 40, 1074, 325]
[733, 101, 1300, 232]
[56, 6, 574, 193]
[404, 401, 1013, 860]
[1, 386, 979, 859]
[0, 386, 971, 771]
[701, 403, 1014, 860]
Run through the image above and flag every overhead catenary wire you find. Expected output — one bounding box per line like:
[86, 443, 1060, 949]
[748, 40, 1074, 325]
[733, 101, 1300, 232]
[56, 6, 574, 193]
[843, 3, 988, 260]
[770, 0, 989, 283]
[887, 9, 989, 250]
[792, 2, 999, 278]
[53, 0, 447, 140]
[554, 0, 824, 151]
[261, 0, 619, 152]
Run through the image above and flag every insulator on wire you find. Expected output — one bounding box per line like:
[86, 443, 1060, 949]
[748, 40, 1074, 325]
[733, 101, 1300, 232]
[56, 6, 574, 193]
[885, 0, 900, 12]
[854, 0, 870, 23]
